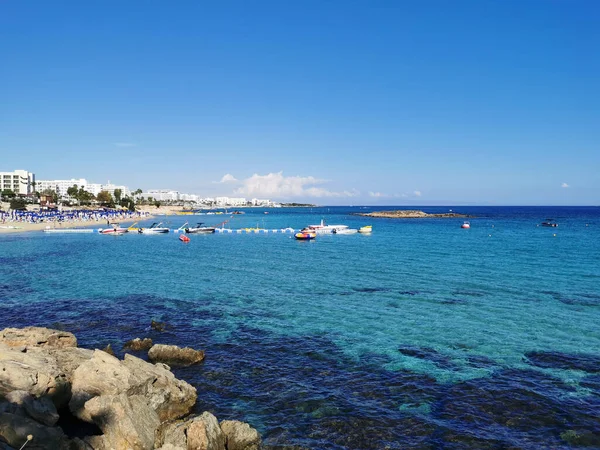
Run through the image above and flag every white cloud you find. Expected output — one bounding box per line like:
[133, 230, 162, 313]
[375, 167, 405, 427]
[220, 174, 238, 183]
[220, 171, 358, 199]
[561, 182, 569, 188]
[114, 142, 137, 147]
[369, 191, 385, 198]
[414, 190, 422, 197]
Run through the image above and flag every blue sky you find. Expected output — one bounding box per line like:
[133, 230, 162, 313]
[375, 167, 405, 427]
[1, 0, 598, 205]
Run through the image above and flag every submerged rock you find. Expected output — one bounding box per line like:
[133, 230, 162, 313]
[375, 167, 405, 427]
[525, 351, 600, 373]
[124, 337, 154, 351]
[151, 320, 166, 332]
[148, 344, 205, 367]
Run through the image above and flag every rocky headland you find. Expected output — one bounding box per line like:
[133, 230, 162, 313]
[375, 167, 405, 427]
[0, 326, 262, 450]
[354, 210, 470, 219]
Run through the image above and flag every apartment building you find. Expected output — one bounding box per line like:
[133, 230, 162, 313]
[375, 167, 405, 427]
[0, 169, 36, 195]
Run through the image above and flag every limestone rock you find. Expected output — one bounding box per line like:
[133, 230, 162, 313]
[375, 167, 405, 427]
[0, 412, 69, 449]
[156, 419, 188, 449]
[124, 337, 153, 351]
[83, 393, 160, 450]
[69, 350, 137, 418]
[122, 354, 197, 421]
[187, 412, 226, 450]
[0, 343, 71, 408]
[102, 344, 115, 356]
[5, 390, 59, 426]
[47, 347, 94, 381]
[0, 326, 77, 348]
[148, 344, 205, 367]
[220, 420, 261, 450]
[70, 350, 196, 423]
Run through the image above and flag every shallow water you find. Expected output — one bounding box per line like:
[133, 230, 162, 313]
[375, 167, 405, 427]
[1, 206, 599, 449]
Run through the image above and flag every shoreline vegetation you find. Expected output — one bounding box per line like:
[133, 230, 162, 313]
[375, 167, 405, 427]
[0, 326, 263, 450]
[354, 210, 470, 219]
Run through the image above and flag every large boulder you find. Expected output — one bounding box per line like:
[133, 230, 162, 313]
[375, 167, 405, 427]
[47, 347, 95, 382]
[0, 327, 77, 348]
[148, 344, 205, 367]
[82, 393, 160, 450]
[5, 390, 59, 427]
[0, 343, 71, 408]
[122, 354, 197, 421]
[156, 413, 230, 450]
[70, 350, 196, 423]
[0, 412, 69, 449]
[220, 420, 262, 450]
[187, 412, 226, 450]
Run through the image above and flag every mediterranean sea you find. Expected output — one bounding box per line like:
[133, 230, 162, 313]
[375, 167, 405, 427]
[1, 206, 599, 449]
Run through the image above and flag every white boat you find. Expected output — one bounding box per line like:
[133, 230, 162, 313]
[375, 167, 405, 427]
[302, 219, 349, 235]
[184, 222, 216, 234]
[332, 228, 358, 235]
[138, 222, 170, 234]
[99, 223, 129, 235]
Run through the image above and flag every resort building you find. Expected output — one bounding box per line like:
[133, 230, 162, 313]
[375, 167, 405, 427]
[142, 190, 180, 201]
[36, 178, 130, 200]
[0, 169, 36, 196]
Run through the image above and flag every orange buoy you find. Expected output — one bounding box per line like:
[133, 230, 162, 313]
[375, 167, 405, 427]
[179, 234, 190, 243]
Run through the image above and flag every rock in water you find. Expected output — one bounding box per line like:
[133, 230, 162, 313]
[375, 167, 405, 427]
[0, 326, 77, 348]
[148, 344, 205, 367]
[151, 320, 166, 332]
[187, 412, 226, 450]
[124, 337, 154, 351]
[220, 420, 262, 450]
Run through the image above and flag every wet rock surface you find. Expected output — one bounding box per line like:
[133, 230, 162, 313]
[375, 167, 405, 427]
[148, 343, 206, 367]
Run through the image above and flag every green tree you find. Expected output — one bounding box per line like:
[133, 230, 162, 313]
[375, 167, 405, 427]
[96, 190, 113, 205]
[66, 185, 78, 201]
[114, 189, 122, 202]
[10, 198, 27, 210]
[1, 189, 16, 200]
[154, 201, 161, 208]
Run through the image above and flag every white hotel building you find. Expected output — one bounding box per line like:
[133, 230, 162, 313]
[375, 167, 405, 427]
[36, 178, 130, 200]
[0, 169, 36, 196]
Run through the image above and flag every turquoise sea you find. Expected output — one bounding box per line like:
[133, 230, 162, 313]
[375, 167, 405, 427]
[1, 206, 599, 449]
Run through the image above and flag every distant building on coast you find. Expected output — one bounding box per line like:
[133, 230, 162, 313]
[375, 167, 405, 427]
[0, 169, 36, 196]
[36, 178, 130, 200]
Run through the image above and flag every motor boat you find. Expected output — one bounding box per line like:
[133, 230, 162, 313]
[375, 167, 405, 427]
[99, 223, 129, 235]
[184, 222, 216, 234]
[358, 225, 372, 234]
[332, 228, 358, 235]
[541, 219, 558, 227]
[295, 231, 316, 240]
[461, 221, 471, 229]
[302, 219, 349, 234]
[138, 222, 170, 234]
[179, 234, 190, 242]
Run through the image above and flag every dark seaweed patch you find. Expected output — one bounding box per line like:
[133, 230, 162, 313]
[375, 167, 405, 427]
[525, 351, 600, 373]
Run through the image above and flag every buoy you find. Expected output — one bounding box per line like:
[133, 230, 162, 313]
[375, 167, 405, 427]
[179, 235, 190, 243]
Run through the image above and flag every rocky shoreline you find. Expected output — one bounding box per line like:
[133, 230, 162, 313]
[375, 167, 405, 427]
[0, 327, 262, 450]
[354, 210, 470, 219]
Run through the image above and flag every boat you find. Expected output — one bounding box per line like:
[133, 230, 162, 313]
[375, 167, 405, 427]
[99, 223, 129, 235]
[332, 228, 358, 235]
[541, 219, 558, 227]
[358, 225, 372, 234]
[461, 221, 471, 229]
[184, 222, 216, 234]
[179, 234, 190, 242]
[302, 219, 349, 234]
[294, 231, 316, 240]
[138, 222, 170, 234]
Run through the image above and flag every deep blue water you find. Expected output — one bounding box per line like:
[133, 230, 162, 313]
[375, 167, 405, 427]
[1, 206, 599, 449]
